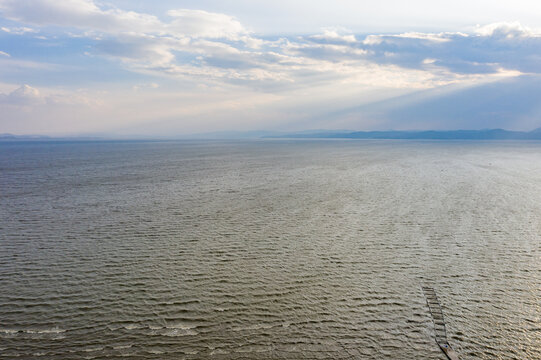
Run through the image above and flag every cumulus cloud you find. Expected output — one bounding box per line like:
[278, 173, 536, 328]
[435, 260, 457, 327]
[474, 21, 541, 38]
[0, 0, 162, 34]
[95, 33, 183, 66]
[355, 24, 541, 74]
[0, 84, 98, 108]
[1, 1, 541, 108]
[0, 84, 43, 105]
[166, 9, 246, 39]
[309, 29, 357, 44]
[0, 0, 247, 40]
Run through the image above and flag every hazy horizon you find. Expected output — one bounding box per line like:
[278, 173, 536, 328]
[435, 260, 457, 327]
[4, 126, 541, 140]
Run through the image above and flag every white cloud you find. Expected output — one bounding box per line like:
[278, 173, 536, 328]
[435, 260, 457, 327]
[0, 0, 247, 40]
[4, 0, 538, 87]
[166, 9, 246, 39]
[0, 0, 162, 34]
[0, 84, 43, 106]
[95, 33, 183, 66]
[1, 26, 37, 34]
[310, 29, 357, 43]
[394, 32, 454, 42]
[475, 22, 541, 38]
[0, 84, 97, 107]
[0, 50, 10, 57]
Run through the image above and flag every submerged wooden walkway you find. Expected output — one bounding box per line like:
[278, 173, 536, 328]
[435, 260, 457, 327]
[422, 287, 459, 360]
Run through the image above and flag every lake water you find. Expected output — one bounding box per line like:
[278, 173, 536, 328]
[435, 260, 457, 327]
[0, 140, 539, 359]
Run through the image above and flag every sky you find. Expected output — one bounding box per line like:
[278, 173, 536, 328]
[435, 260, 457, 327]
[1, 0, 541, 136]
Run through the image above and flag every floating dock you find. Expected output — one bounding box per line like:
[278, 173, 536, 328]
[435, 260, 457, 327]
[422, 286, 459, 360]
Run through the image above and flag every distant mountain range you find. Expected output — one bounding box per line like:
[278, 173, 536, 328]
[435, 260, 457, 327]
[3, 128, 541, 141]
[0, 133, 102, 141]
[264, 128, 541, 140]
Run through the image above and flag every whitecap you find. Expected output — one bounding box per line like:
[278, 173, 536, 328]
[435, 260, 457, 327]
[167, 322, 198, 330]
[26, 327, 65, 334]
[210, 349, 229, 355]
[123, 324, 143, 330]
[162, 328, 198, 337]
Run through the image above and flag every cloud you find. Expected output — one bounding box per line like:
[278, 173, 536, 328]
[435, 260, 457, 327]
[166, 9, 246, 40]
[2, 1, 541, 134]
[0, 84, 97, 107]
[355, 25, 541, 74]
[0, 0, 247, 40]
[0, 0, 162, 34]
[309, 29, 357, 44]
[95, 33, 183, 66]
[3, 0, 540, 89]
[132, 82, 159, 91]
[474, 21, 541, 38]
[1, 26, 37, 34]
[0, 84, 43, 105]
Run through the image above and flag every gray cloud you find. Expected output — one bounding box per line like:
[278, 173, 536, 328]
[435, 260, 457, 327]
[366, 25, 541, 74]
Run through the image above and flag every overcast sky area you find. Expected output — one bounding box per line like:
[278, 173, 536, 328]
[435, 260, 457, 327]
[1, 0, 541, 136]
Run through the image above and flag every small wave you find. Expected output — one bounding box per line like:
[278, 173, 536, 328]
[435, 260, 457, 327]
[180, 348, 199, 355]
[210, 349, 229, 356]
[82, 346, 104, 352]
[167, 322, 199, 330]
[25, 327, 65, 334]
[162, 328, 199, 337]
[123, 324, 143, 330]
[121, 323, 200, 335]
[232, 323, 275, 332]
[147, 324, 200, 337]
[0, 327, 65, 336]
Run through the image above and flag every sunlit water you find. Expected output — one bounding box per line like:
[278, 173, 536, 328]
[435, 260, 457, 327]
[0, 140, 539, 359]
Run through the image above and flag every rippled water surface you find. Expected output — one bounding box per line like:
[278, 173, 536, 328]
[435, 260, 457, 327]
[1, 140, 540, 359]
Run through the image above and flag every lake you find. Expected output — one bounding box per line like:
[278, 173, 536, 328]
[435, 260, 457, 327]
[0, 140, 539, 359]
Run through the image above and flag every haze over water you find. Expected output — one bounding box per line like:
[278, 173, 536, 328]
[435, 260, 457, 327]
[0, 140, 539, 359]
